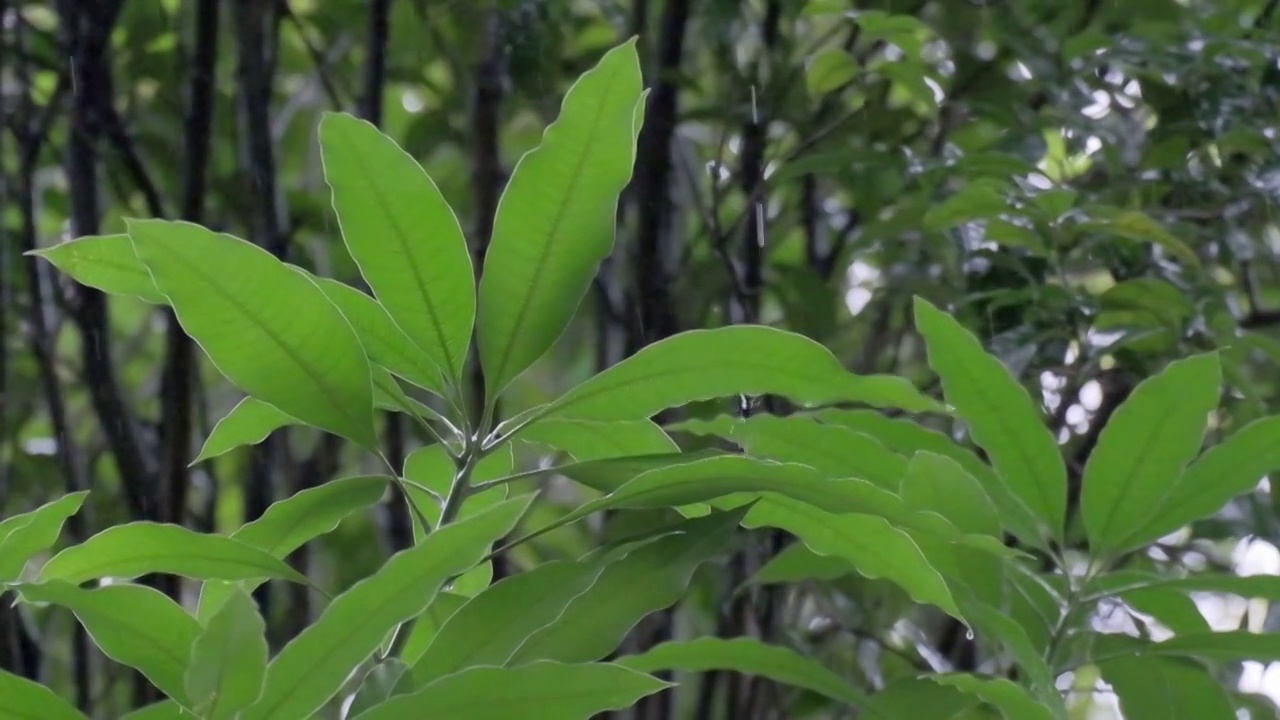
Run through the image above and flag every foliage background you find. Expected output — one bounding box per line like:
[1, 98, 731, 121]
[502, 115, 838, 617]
[2, 0, 1280, 717]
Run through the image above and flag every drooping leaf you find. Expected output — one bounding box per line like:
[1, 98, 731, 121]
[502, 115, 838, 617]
[900, 452, 1001, 537]
[126, 219, 377, 447]
[13, 581, 200, 703]
[507, 507, 746, 665]
[1081, 353, 1219, 554]
[185, 587, 268, 719]
[1099, 656, 1236, 719]
[318, 112, 474, 388]
[239, 494, 535, 720]
[927, 674, 1055, 720]
[28, 234, 165, 304]
[38, 522, 309, 586]
[0, 667, 90, 720]
[517, 418, 679, 461]
[0, 492, 89, 582]
[617, 637, 869, 706]
[193, 398, 295, 464]
[477, 40, 645, 399]
[913, 297, 1062, 544]
[198, 475, 388, 621]
[352, 661, 668, 720]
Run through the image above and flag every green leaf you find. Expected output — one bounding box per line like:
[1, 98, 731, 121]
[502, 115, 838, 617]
[0, 492, 89, 581]
[185, 587, 268, 719]
[13, 581, 200, 703]
[924, 183, 1009, 232]
[409, 558, 608, 685]
[913, 297, 1063, 544]
[508, 507, 746, 665]
[352, 661, 668, 720]
[477, 40, 645, 399]
[806, 49, 859, 95]
[28, 234, 166, 304]
[1090, 209, 1201, 268]
[927, 674, 1055, 720]
[518, 418, 678, 461]
[126, 219, 377, 447]
[198, 475, 387, 621]
[38, 522, 310, 586]
[868, 678, 998, 719]
[346, 659, 409, 718]
[318, 112, 474, 388]
[524, 326, 941, 427]
[1099, 656, 1235, 719]
[239, 493, 535, 720]
[1081, 353, 1219, 554]
[1089, 630, 1280, 664]
[1128, 414, 1280, 549]
[312, 277, 446, 396]
[747, 543, 854, 586]
[0, 667, 90, 720]
[397, 591, 467, 667]
[116, 702, 187, 720]
[1123, 585, 1212, 634]
[618, 637, 870, 706]
[193, 398, 295, 464]
[900, 452, 1001, 537]
[1084, 570, 1280, 603]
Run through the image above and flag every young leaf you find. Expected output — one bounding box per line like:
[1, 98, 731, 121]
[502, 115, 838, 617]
[517, 418, 679, 461]
[913, 297, 1063, 543]
[27, 234, 166, 304]
[1099, 656, 1236, 719]
[126, 219, 377, 447]
[1081, 353, 1219, 554]
[238, 493, 536, 720]
[900, 452, 1001, 537]
[185, 587, 268, 719]
[318, 113, 474, 388]
[197, 475, 389, 621]
[477, 40, 645, 399]
[0, 492, 89, 582]
[193, 398, 295, 464]
[38, 522, 309, 586]
[13, 581, 200, 703]
[1127, 414, 1280, 550]
[507, 507, 745, 665]
[0, 667, 90, 720]
[617, 637, 869, 707]
[352, 661, 668, 720]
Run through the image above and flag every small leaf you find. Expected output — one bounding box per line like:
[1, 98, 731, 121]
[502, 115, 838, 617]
[126, 219, 377, 447]
[185, 587, 268, 719]
[38, 522, 310, 585]
[352, 661, 668, 720]
[1081, 353, 1219, 554]
[28, 234, 165, 304]
[0, 667, 90, 720]
[508, 508, 746, 665]
[914, 297, 1063, 544]
[239, 494, 536, 720]
[618, 637, 869, 706]
[13, 581, 200, 703]
[319, 113, 474, 388]
[900, 452, 1001, 537]
[198, 475, 387, 621]
[927, 674, 1055, 720]
[806, 49, 858, 95]
[0, 492, 89, 581]
[1099, 656, 1236, 719]
[193, 398, 295, 464]
[1092, 209, 1201, 268]
[517, 418, 678, 461]
[924, 183, 1009, 232]
[525, 326, 940, 432]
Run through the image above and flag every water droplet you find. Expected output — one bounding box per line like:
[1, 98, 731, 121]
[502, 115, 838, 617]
[965, 627, 975, 640]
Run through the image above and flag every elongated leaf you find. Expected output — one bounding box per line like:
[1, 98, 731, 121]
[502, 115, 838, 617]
[239, 493, 536, 720]
[1099, 656, 1235, 719]
[675, 414, 907, 487]
[397, 591, 468, 667]
[116, 703, 186, 720]
[900, 452, 1001, 537]
[1124, 585, 1212, 634]
[618, 637, 869, 706]
[0, 668, 89, 720]
[353, 661, 668, 720]
[186, 587, 268, 719]
[518, 418, 678, 461]
[193, 398, 295, 464]
[198, 475, 388, 621]
[1129, 414, 1280, 549]
[0, 492, 89, 581]
[509, 508, 745, 665]
[346, 659, 409, 718]
[913, 297, 1063, 543]
[1107, 630, 1280, 663]
[318, 113, 473, 386]
[126, 219, 376, 447]
[39, 522, 309, 585]
[1082, 353, 1219, 554]
[1084, 570, 1280, 603]
[868, 678, 995, 719]
[14, 581, 200, 703]
[927, 674, 1055, 720]
[521, 326, 941, 430]
[28, 234, 165, 304]
[477, 41, 645, 398]
[410, 558, 608, 684]
[747, 543, 854, 586]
